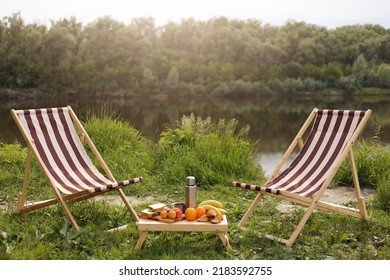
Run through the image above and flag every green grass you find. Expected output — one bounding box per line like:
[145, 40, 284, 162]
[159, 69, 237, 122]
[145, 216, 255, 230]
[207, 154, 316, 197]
[333, 139, 390, 189]
[1, 113, 389, 260]
[360, 87, 390, 95]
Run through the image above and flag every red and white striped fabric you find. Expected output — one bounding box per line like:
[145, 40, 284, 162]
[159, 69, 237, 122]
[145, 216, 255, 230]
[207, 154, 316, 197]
[234, 109, 367, 197]
[15, 107, 142, 195]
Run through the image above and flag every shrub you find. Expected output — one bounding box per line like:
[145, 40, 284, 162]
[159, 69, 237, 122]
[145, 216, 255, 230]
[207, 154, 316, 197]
[283, 78, 304, 92]
[336, 75, 359, 91]
[374, 174, 390, 212]
[332, 139, 390, 212]
[333, 140, 390, 189]
[154, 114, 264, 187]
[0, 143, 27, 165]
[321, 63, 343, 87]
[231, 79, 253, 94]
[268, 79, 285, 93]
[211, 82, 232, 95]
[0, 143, 27, 206]
[376, 64, 390, 88]
[303, 77, 317, 91]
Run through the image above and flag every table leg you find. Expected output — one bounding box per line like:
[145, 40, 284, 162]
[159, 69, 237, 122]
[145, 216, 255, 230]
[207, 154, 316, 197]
[135, 231, 148, 249]
[218, 232, 232, 251]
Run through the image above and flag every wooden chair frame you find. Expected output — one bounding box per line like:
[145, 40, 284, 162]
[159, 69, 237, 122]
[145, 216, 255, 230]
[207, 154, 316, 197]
[236, 108, 371, 246]
[11, 106, 141, 232]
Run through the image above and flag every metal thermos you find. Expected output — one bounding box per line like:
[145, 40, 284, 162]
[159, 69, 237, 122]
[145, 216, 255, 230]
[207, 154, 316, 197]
[185, 176, 197, 209]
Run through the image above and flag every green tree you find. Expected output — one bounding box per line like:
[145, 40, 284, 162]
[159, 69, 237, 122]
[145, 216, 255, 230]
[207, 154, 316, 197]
[1, 14, 390, 94]
[376, 64, 390, 88]
[284, 61, 303, 78]
[0, 13, 28, 87]
[352, 54, 368, 86]
[142, 67, 158, 92]
[42, 24, 78, 89]
[277, 21, 322, 62]
[379, 34, 390, 63]
[321, 63, 343, 87]
[166, 67, 179, 88]
[294, 36, 327, 65]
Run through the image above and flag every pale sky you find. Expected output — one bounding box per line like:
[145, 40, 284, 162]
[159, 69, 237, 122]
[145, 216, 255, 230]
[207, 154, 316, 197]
[1, 0, 390, 28]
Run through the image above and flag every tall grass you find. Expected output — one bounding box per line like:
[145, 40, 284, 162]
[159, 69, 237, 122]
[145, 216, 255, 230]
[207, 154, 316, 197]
[0, 143, 27, 208]
[84, 109, 153, 176]
[333, 139, 390, 189]
[332, 139, 390, 212]
[83, 109, 156, 196]
[374, 174, 390, 212]
[153, 114, 264, 187]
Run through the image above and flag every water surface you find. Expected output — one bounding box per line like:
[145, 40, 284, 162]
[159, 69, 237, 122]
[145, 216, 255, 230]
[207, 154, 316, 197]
[2, 94, 389, 175]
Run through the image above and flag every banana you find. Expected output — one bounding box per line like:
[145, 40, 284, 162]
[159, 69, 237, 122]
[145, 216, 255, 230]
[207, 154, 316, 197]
[201, 204, 223, 219]
[199, 199, 227, 216]
[199, 199, 223, 208]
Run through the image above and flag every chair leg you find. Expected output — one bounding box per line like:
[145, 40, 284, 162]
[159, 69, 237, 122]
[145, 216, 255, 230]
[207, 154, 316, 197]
[285, 199, 317, 246]
[49, 186, 81, 232]
[348, 149, 369, 219]
[117, 188, 139, 222]
[16, 148, 80, 231]
[59, 201, 81, 232]
[17, 149, 33, 213]
[238, 193, 263, 228]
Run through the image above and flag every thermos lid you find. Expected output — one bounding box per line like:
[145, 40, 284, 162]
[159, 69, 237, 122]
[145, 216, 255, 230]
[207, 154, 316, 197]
[186, 176, 196, 186]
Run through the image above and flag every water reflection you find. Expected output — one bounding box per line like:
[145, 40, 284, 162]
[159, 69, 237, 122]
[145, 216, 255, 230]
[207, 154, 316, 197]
[1, 94, 389, 174]
[257, 152, 298, 177]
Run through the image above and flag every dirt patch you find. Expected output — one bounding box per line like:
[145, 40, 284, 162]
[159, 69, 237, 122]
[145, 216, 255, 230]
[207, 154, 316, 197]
[321, 186, 375, 204]
[277, 186, 375, 212]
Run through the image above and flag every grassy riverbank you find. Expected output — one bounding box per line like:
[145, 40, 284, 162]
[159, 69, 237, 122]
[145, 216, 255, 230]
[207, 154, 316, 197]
[1, 112, 389, 260]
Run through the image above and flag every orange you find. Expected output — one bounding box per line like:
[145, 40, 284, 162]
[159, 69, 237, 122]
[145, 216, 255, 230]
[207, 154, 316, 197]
[160, 210, 168, 219]
[195, 206, 206, 219]
[185, 207, 197, 221]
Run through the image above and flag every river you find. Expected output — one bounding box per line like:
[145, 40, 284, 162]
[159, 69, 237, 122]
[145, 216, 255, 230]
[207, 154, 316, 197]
[1, 93, 389, 175]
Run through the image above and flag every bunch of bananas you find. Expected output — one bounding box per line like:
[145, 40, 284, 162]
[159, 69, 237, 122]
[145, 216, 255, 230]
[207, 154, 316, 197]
[198, 199, 227, 219]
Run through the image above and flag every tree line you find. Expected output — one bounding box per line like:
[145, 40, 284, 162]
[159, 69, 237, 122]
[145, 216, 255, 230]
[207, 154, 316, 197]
[1, 12, 390, 97]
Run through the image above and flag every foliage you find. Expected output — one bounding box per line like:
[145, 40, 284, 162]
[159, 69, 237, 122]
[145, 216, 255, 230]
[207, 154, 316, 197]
[0, 143, 29, 207]
[333, 139, 390, 190]
[0, 142, 26, 165]
[352, 54, 368, 86]
[155, 114, 263, 186]
[376, 64, 390, 88]
[2, 13, 390, 96]
[374, 174, 390, 212]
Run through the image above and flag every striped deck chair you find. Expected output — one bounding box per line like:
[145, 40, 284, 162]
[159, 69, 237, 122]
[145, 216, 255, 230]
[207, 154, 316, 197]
[11, 106, 143, 231]
[233, 108, 372, 246]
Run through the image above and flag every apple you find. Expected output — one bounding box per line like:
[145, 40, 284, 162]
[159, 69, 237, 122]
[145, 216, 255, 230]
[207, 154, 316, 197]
[175, 208, 183, 218]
